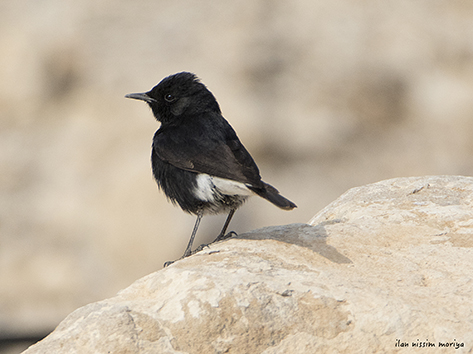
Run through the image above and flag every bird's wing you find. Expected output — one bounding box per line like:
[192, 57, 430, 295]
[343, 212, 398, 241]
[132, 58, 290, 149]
[153, 122, 263, 187]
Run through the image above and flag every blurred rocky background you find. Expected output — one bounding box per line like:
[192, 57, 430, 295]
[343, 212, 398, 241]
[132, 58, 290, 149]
[1, 0, 472, 353]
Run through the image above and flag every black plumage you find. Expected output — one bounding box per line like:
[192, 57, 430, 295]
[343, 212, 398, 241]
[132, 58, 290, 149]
[126, 72, 296, 265]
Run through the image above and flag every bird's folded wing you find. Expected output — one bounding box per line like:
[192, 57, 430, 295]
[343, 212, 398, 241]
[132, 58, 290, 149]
[153, 134, 263, 188]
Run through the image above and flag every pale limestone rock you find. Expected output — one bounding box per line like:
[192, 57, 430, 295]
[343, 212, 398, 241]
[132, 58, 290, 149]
[23, 176, 473, 353]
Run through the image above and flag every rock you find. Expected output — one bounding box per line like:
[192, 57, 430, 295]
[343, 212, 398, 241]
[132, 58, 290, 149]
[23, 176, 473, 353]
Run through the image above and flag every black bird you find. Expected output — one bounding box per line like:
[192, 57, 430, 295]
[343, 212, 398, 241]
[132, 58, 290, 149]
[125, 72, 296, 265]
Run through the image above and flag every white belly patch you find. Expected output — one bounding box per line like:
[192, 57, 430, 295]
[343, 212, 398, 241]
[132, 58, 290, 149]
[193, 173, 254, 202]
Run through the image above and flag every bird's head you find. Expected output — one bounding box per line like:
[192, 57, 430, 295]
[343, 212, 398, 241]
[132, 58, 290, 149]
[125, 72, 221, 123]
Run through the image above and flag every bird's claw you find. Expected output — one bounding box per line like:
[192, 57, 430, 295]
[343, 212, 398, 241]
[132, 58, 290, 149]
[163, 231, 237, 268]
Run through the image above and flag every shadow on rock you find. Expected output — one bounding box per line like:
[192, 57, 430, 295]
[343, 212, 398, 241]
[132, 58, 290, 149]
[235, 222, 352, 264]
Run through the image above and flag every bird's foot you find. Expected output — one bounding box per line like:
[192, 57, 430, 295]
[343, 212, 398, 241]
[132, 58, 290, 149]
[163, 231, 237, 267]
[192, 231, 237, 254]
[163, 253, 191, 267]
[213, 230, 237, 243]
[163, 260, 175, 268]
[163, 247, 194, 268]
[193, 243, 210, 254]
[163, 244, 209, 267]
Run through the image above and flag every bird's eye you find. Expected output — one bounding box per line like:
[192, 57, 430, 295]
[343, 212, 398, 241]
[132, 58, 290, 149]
[164, 93, 176, 102]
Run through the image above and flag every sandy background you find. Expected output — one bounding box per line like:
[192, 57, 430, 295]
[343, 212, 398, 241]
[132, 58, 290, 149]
[1, 0, 473, 351]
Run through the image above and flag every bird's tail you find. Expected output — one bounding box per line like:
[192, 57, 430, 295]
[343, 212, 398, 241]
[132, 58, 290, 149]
[249, 182, 297, 210]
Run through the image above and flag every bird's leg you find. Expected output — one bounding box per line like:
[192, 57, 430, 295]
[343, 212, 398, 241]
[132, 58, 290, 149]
[174, 209, 237, 262]
[213, 208, 237, 242]
[163, 211, 203, 267]
[183, 210, 203, 257]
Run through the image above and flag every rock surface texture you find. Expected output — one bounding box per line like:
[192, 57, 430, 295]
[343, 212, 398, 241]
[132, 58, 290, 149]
[23, 176, 473, 353]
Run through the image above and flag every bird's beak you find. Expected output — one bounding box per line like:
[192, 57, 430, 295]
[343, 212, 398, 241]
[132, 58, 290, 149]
[125, 92, 157, 103]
